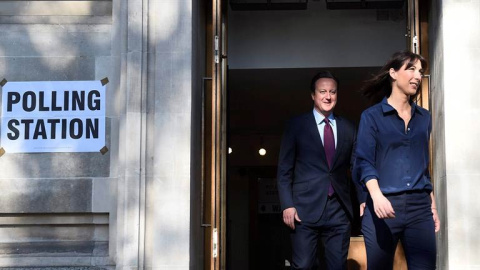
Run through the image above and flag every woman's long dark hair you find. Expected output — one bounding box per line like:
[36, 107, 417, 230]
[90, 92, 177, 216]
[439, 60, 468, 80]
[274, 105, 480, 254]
[362, 50, 427, 104]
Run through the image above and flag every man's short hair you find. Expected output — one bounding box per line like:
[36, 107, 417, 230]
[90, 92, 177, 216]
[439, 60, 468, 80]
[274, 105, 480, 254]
[310, 71, 339, 93]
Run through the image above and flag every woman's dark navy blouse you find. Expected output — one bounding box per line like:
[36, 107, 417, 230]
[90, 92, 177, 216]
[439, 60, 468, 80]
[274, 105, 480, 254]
[354, 97, 433, 195]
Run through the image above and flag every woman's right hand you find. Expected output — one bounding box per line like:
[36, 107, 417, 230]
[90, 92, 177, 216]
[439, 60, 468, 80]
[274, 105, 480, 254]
[365, 179, 396, 219]
[371, 193, 396, 219]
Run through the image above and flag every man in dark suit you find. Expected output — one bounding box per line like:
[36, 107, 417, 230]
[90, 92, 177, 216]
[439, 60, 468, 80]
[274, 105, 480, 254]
[277, 71, 357, 270]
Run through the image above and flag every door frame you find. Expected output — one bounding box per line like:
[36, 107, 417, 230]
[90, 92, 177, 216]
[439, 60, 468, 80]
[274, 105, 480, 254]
[203, 0, 228, 269]
[203, 1, 430, 269]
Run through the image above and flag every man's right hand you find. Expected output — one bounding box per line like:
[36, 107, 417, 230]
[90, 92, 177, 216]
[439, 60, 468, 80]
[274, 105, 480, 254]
[283, 207, 301, 230]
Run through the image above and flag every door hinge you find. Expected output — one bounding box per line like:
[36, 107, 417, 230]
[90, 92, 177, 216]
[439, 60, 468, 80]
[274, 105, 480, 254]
[212, 228, 218, 258]
[412, 35, 418, 52]
[214, 36, 220, 64]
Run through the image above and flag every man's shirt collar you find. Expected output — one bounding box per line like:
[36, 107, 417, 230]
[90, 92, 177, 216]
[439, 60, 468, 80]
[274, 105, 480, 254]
[313, 108, 335, 125]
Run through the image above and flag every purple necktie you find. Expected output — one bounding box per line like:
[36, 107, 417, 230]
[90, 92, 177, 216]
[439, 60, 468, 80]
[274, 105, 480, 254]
[324, 118, 335, 196]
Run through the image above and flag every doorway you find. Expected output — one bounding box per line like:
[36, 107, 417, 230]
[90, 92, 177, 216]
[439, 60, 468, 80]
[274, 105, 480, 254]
[203, 0, 430, 269]
[226, 68, 376, 270]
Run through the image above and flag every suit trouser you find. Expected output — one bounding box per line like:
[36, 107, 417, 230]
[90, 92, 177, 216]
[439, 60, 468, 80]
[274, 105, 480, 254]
[362, 190, 436, 270]
[290, 195, 351, 270]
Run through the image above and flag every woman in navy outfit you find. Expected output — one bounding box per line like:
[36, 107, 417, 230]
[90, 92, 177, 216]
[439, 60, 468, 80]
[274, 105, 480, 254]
[354, 51, 440, 270]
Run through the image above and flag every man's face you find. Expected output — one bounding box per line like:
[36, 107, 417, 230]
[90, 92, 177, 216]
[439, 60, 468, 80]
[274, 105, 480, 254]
[311, 78, 337, 117]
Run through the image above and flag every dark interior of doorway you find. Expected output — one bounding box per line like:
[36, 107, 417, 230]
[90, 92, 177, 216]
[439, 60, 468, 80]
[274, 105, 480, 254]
[226, 67, 380, 270]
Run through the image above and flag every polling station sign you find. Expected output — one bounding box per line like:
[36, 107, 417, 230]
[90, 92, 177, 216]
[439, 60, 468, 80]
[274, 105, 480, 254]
[1, 80, 106, 153]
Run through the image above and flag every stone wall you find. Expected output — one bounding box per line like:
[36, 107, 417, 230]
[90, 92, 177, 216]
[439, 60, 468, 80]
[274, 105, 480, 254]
[0, 1, 195, 269]
[0, 1, 116, 267]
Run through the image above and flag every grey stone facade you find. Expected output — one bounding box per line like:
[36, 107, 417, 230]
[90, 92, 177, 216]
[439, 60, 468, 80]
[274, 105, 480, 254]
[0, 0, 194, 269]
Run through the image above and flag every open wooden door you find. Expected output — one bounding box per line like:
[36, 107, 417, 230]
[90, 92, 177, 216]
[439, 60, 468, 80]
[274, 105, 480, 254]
[204, 0, 227, 269]
[407, 0, 434, 193]
[407, 0, 430, 109]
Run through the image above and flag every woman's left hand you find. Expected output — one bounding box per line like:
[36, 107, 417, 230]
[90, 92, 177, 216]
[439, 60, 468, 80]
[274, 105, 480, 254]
[432, 208, 440, 232]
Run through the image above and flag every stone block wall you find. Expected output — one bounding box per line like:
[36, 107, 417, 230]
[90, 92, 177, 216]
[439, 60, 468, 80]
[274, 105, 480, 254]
[0, 0, 117, 267]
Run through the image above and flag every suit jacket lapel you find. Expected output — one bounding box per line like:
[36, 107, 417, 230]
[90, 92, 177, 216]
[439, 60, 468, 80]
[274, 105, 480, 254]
[332, 116, 345, 169]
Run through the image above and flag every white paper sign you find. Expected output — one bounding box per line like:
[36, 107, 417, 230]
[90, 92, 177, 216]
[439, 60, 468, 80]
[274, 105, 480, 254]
[1, 80, 106, 153]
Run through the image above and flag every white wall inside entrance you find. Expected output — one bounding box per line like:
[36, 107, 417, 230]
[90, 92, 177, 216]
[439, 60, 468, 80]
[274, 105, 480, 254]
[228, 1, 407, 69]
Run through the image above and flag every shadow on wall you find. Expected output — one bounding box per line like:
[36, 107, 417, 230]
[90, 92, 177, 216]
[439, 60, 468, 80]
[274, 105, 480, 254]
[0, 0, 116, 265]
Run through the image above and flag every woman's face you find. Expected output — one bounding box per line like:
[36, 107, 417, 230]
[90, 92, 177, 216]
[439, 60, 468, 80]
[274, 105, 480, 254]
[389, 59, 423, 97]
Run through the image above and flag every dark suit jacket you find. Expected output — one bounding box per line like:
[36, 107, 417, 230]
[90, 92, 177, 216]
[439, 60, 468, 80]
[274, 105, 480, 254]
[277, 111, 357, 223]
